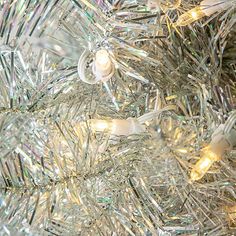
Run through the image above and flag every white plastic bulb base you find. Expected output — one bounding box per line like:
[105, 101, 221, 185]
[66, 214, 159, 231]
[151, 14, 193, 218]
[201, 0, 233, 16]
[210, 124, 236, 157]
[111, 118, 146, 136]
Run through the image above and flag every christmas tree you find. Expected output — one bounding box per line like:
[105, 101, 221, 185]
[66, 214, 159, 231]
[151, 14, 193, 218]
[0, 0, 236, 235]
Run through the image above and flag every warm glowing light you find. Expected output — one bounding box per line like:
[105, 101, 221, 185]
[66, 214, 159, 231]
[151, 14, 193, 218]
[88, 118, 145, 136]
[90, 119, 111, 132]
[96, 122, 109, 130]
[198, 156, 211, 169]
[92, 49, 114, 82]
[176, 6, 206, 26]
[176, 0, 234, 26]
[190, 146, 220, 181]
[95, 50, 111, 66]
[191, 10, 198, 19]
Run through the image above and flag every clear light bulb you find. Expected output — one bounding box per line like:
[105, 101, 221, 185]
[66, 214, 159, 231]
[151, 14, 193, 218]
[176, 0, 234, 26]
[190, 111, 236, 181]
[176, 6, 206, 26]
[92, 49, 114, 82]
[89, 118, 145, 136]
[89, 119, 111, 132]
[95, 50, 110, 67]
[190, 146, 220, 181]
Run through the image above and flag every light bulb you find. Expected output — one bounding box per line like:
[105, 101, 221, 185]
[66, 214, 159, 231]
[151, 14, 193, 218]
[89, 119, 111, 132]
[190, 146, 220, 181]
[92, 49, 114, 82]
[176, 6, 206, 26]
[190, 114, 236, 182]
[176, 0, 234, 26]
[89, 118, 145, 136]
[95, 50, 110, 67]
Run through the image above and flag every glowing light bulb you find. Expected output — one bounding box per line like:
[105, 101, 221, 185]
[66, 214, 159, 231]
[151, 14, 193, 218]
[176, 0, 234, 26]
[190, 146, 220, 182]
[176, 6, 206, 26]
[89, 118, 145, 136]
[92, 49, 115, 82]
[95, 50, 110, 66]
[191, 10, 198, 19]
[190, 111, 236, 182]
[89, 119, 111, 132]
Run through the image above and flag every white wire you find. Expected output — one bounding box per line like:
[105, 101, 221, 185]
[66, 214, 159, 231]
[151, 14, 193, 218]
[77, 49, 99, 84]
[137, 105, 176, 124]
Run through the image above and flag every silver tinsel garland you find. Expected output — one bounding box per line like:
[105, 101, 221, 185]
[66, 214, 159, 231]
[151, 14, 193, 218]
[0, 0, 235, 235]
